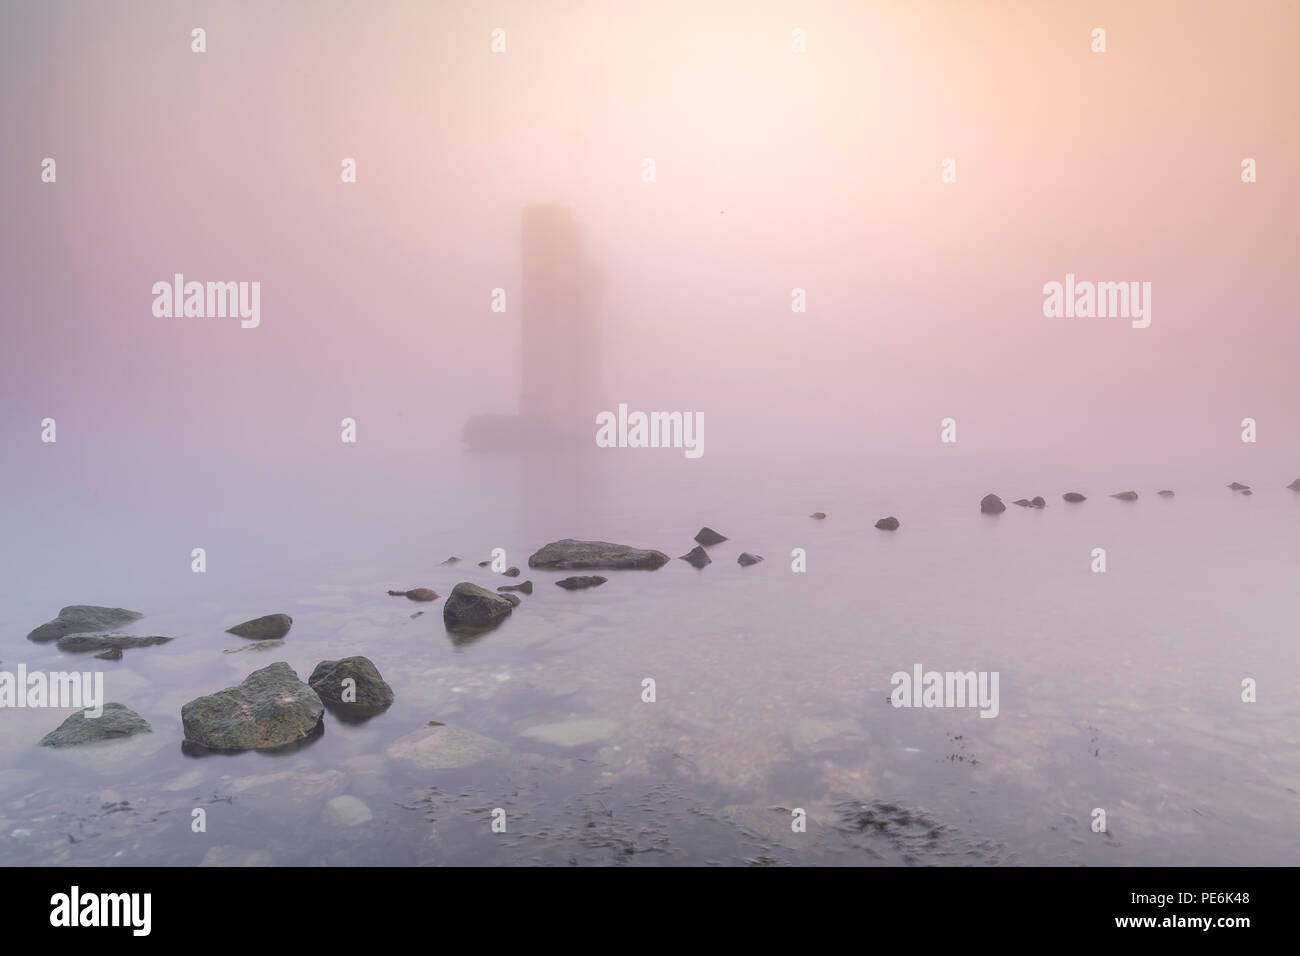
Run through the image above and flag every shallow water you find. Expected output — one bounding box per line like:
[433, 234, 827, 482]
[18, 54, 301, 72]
[1, 451, 1297, 866]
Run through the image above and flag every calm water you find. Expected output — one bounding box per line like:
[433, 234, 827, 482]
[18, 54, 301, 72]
[1, 450, 1297, 866]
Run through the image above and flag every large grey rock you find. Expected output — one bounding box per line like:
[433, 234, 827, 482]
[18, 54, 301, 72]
[39, 703, 151, 747]
[27, 606, 142, 643]
[980, 494, 1006, 515]
[308, 656, 394, 717]
[56, 633, 172, 653]
[694, 527, 728, 545]
[181, 662, 323, 751]
[528, 539, 669, 571]
[226, 613, 293, 640]
[443, 583, 515, 632]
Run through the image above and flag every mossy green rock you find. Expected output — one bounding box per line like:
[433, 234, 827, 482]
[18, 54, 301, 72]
[182, 662, 323, 751]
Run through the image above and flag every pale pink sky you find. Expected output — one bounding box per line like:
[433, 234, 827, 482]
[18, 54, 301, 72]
[2, 0, 1297, 499]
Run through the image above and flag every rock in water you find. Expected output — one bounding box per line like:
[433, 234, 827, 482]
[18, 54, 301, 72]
[1158, 490, 1175, 496]
[980, 494, 1006, 515]
[498, 581, 533, 594]
[679, 546, 712, 569]
[440, 556, 461, 565]
[810, 512, 826, 519]
[1288, 479, 1300, 491]
[528, 539, 669, 571]
[477, 561, 490, 567]
[94, 648, 123, 661]
[323, 795, 373, 827]
[386, 722, 506, 770]
[1111, 491, 1139, 501]
[1012, 499, 1031, 507]
[1242, 490, 1253, 496]
[1030, 497, 1046, 508]
[443, 583, 515, 632]
[502, 567, 521, 577]
[737, 553, 764, 566]
[875, 516, 900, 530]
[40, 703, 151, 747]
[223, 640, 284, 654]
[694, 527, 728, 546]
[226, 613, 292, 640]
[27, 605, 143, 643]
[308, 657, 394, 717]
[555, 576, 607, 590]
[521, 718, 619, 747]
[56, 633, 172, 653]
[181, 662, 323, 751]
[387, 588, 439, 602]
[1228, 482, 1250, 491]
[1063, 492, 1087, 502]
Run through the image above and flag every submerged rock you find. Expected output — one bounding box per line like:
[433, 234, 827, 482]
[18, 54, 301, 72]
[40, 703, 151, 747]
[555, 575, 607, 590]
[810, 512, 826, 519]
[1111, 491, 1139, 501]
[443, 582, 515, 632]
[498, 581, 533, 595]
[322, 795, 373, 828]
[694, 527, 728, 546]
[94, 648, 123, 661]
[181, 662, 323, 752]
[521, 717, 619, 747]
[875, 516, 900, 530]
[387, 588, 439, 602]
[1063, 492, 1087, 502]
[386, 722, 506, 769]
[1228, 482, 1250, 491]
[1242, 489, 1253, 495]
[308, 656, 394, 717]
[56, 633, 172, 653]
[737, 553, 764, 566]
[528, 539, 669, 571]
[27, 605, 143, 643]
[1158, 490, 1175, 496]
[223, 640, 284, 654]
[679, 546, 712, 569]
[226, 613, 292, 640]
[980, 494, 1006, 515]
